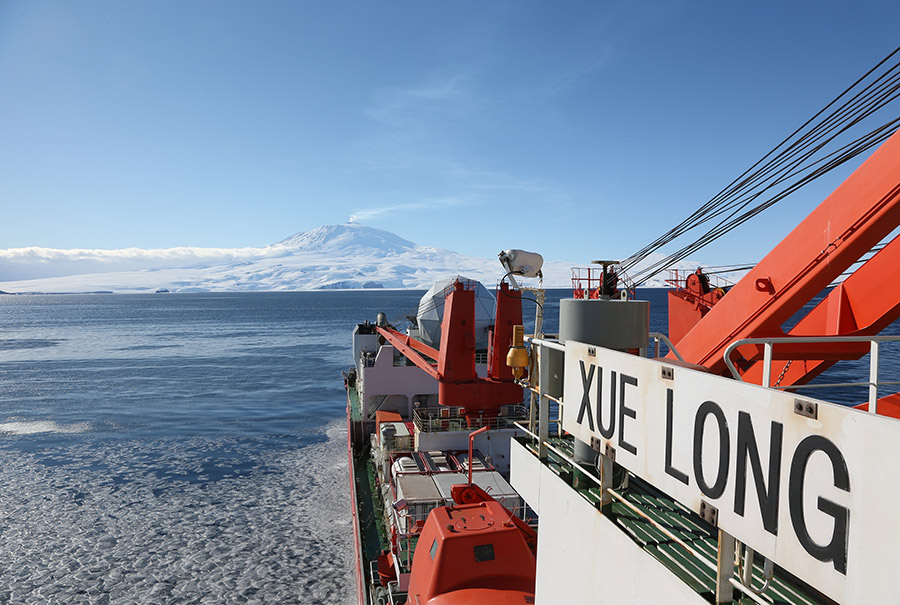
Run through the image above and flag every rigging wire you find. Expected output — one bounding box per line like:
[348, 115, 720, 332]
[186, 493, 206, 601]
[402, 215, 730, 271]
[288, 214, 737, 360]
[499, 272, 545, 312]
[619, 46, 900, 286]
[628, 112, 900, 282]
[623, 50, 900, 270]
[702, 265, 756, 276]
[630, 120, 900, 284]
[698, 263, 758, 270]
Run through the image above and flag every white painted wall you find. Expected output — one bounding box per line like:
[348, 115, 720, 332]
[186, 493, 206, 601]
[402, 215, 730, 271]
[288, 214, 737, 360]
[510, 440, 706, 604]
[360, 345, 439, 418]
[510, 439, 542, 514]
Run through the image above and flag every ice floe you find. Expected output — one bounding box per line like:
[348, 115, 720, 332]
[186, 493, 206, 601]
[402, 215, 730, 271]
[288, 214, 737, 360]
[0, 421, 92, 435]
[0, 420, 353, 604]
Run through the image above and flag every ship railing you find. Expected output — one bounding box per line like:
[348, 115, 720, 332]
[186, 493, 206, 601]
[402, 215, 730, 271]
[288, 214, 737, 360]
[571, 266, 637, 300]
[412, 405, 528, 433]
[512, 384, 562, 430]
[390, 496, 442, 536]
[392, 528, 420, 574]
[382, 435, 415, 452]
[439, 278, 479, 297]
[724, 334, 900, 412]
[368, 560, 380, 592]
[513, 421, 776, 604]
[524, 336, 569, 461]
[521, 335, 843, 601]
[648, 332, 685, 360]
[384, 581, 406, 605]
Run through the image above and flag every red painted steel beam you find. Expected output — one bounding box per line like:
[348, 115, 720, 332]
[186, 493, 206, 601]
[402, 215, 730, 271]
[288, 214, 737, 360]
[437, 379, 524, 413]
[377, 281, 524, 422]
[438, 282, 477, 382]
[855, 392, 900, 417]
[489, 282, 523, 382]
[673, 129, 900, 375]
[437, 281, 523, 418]
[467, 426, 489, 485]
[376, 326, 440, 379]
[740, 231, 900, 387]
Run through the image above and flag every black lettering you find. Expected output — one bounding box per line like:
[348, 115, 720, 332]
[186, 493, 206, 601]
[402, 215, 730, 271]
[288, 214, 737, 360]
[577, 361, 595, 431]
[594, 367, 604, 437]
[618, 373, 638, 455]
[693, 401, 729, 499]
[665, 389, 689, 485]
[789, 435, 850, 575]
[734, 412, 782, 535]
[598, 370, 616, 439]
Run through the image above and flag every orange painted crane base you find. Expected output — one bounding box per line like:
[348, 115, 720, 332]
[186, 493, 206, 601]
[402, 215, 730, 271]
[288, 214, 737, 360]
[668, 128, 900, 418]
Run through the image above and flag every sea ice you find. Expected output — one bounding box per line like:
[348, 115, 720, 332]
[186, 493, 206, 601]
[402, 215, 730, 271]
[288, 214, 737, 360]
[0, 420, 92, 435]
[0, 420, 354, 604]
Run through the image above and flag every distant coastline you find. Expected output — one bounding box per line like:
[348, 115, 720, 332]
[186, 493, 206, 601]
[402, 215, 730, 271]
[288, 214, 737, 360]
[0, 290, 115, 296]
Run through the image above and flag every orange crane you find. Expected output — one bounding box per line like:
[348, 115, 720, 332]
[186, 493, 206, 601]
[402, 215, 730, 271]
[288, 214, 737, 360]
[668, 128, 900, 417]
[375, 280, 524, 425]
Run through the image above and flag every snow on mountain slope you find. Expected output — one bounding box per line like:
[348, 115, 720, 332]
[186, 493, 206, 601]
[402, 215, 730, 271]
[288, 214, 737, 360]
[276, 223, 417, 255]
[0, 224, 547, 293]
[0, 224, 736, 293]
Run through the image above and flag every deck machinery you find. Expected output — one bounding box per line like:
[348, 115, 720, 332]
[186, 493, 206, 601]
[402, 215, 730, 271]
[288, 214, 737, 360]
[518, 128, 900, 603]
[347, 131, 900, 605]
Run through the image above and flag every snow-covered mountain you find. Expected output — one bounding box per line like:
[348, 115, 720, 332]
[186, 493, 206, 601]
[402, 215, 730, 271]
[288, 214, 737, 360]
[0, 223, 741, 294]
[0, 224, 553, 293]
[276, 223, 417, 255]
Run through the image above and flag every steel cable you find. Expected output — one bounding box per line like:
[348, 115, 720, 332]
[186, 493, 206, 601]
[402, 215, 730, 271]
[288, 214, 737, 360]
[619, 46, 900, 286]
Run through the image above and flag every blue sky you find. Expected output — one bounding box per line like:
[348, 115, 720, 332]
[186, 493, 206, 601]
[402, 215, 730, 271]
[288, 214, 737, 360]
[1, 1, 899, 266]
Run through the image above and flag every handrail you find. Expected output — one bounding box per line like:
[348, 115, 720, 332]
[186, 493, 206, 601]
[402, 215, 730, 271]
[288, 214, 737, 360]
[527, 435, 776, 604]
[513, 421, 539, 440]
[514, 379, 564, 406]
[648, 332, 685, 361]
[525, 335, 566, 351]
[413, 405, 527, 433]
[606, 487, 716, 574]
[517, 330, 793, 602]
[529, 332, 687, 362]
[723, 335, 900, 412]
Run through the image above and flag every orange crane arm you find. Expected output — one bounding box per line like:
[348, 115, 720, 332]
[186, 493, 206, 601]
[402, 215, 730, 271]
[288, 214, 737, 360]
[739, 230, 900, 386]
[672, 129, 900, 377]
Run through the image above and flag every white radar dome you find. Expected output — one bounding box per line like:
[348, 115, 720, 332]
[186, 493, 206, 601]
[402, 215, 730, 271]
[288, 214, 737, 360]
[416, 277, 495, 350]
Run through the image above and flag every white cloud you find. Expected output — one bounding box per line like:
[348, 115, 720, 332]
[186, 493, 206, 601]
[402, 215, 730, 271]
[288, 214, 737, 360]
[366, 73, 476, 128]
[349, 196, 470, 222]
[0, 245, 290, 281]
[0, 245, 286, 263]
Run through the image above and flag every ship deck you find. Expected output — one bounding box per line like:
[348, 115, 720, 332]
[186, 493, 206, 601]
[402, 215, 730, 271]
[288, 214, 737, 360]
[523, 435, 832, 605]
[350, 373, 830, 604]
[347, 385, 387, 595]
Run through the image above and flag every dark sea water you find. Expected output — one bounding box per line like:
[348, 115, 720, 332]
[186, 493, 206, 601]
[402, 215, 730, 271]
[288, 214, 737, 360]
[0, 291, 425, 605]
[0, 288, 894, 604]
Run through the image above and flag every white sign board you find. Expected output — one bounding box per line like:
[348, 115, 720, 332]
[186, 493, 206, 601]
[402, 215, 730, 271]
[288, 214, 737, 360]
[562, 341, 900, 603]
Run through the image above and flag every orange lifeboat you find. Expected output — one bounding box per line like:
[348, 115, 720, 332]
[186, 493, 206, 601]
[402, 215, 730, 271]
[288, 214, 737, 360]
[406, 496, 536, 605]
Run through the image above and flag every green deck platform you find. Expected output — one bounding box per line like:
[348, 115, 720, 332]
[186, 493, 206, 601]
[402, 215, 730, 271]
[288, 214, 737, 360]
[531, 436, 831, 605]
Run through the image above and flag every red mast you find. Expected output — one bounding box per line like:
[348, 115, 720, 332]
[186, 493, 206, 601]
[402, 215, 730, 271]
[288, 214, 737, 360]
[377, 279, 524, 425]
